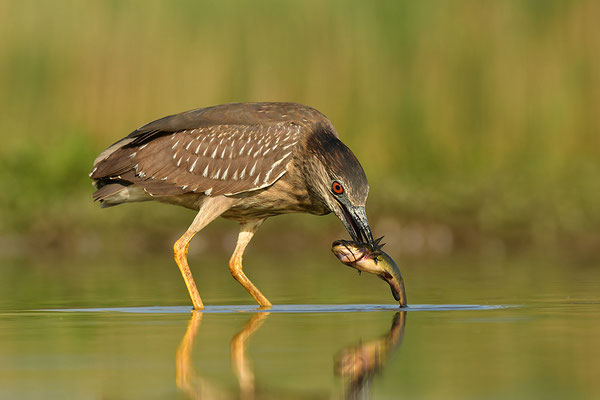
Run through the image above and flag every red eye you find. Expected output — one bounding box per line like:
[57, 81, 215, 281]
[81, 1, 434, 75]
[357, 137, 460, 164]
[332, 181, 344, 194]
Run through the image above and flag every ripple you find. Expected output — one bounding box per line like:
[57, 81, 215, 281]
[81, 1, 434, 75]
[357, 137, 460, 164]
[36, 304, 514, 314]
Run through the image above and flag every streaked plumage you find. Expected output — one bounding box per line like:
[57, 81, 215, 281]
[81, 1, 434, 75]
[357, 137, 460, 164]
[90, 102, 375, 309]
[92, 103, 322, 201]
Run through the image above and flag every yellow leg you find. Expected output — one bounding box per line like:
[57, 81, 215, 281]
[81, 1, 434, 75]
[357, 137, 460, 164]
[174, 196, 236, 310]
[229, 220, 272, 308]
[174, 233, 204, 310]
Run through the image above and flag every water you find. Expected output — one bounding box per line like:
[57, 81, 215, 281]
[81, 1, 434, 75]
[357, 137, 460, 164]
[38, 304, 510, 313]
[1, 251, 599, 399]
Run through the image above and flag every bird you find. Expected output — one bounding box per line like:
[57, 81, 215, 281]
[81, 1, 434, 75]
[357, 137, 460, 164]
[90, 102, 375, 310]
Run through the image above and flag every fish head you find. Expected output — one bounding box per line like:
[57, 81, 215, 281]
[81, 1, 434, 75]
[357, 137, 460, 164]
[331, 239, 372, 265]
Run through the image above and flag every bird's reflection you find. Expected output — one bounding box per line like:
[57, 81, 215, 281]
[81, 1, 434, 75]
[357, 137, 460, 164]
[176, 311, 271, 400]
[175, 310, 406, 399]
[230, 312, 269, 400]
[335, 312, 407, 399]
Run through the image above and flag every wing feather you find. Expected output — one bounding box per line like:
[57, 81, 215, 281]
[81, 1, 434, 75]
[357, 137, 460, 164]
[91, 122, 301, 197]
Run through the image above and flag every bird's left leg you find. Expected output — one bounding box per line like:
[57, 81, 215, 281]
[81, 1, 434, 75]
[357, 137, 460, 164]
[229, 219, 272, 307]
[174, 196, 236, 310]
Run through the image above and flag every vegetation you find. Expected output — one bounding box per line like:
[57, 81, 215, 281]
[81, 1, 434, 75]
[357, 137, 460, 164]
[1, 1, 599, 253]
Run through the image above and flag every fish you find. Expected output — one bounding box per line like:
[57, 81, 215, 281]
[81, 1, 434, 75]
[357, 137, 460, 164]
[331, 238, 407, 307]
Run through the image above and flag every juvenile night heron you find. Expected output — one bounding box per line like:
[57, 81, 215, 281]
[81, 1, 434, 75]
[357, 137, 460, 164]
[90, 102, 374, 309]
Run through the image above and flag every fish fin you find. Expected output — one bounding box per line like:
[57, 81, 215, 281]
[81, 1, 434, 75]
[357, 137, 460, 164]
[374, 236, 386, 250]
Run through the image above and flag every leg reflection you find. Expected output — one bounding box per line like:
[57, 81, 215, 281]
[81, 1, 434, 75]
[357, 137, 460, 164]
[176, 310, 398, 399]
[335, 311, 407, 399]
[175, 311, 271, 400]
[176, 311, 223, 399]
[231, 312, 270, 400]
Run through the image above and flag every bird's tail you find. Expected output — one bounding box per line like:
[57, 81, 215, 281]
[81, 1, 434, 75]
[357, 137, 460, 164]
[92, 181, 152, 207]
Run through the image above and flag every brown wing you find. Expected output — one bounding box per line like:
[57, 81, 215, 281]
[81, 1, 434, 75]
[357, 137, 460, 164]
[90, 122, 301, 197]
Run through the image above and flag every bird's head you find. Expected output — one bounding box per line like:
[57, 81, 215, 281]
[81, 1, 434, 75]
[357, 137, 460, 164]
[304, 126, 375, 247]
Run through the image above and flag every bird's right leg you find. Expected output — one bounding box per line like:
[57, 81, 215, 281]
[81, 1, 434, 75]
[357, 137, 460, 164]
[174, 196, 236, 310]
[229, 219, 272, 307]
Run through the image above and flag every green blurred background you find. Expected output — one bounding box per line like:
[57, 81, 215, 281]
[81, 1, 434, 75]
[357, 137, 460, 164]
[1, 0, 599, 259]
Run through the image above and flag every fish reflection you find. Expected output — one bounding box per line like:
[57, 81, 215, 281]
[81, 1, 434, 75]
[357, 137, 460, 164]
[335, 312, 407, 399]
[175, 310, 406, 399]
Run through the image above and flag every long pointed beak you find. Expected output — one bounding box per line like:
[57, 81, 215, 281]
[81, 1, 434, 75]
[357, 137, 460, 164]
[341, 205, 375, 247]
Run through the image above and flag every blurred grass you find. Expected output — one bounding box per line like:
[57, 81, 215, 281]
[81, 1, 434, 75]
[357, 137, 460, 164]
[0, 0, 599, 254]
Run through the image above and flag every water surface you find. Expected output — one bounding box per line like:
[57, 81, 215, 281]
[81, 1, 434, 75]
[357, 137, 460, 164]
[1, 251, 599, 399]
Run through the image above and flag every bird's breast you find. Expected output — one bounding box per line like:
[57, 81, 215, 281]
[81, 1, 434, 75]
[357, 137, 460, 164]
[221, 171, 329, 222]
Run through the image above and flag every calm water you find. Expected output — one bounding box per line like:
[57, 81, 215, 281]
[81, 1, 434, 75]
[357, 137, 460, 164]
[1, 250, 599, 399]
